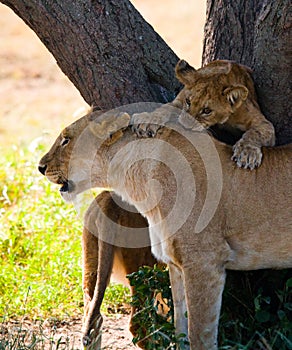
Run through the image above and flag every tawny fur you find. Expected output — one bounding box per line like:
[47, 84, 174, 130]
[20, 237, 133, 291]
[39, 110, 291, 350]
[133, 59, 275, 170]
[81, 191, 157, 348]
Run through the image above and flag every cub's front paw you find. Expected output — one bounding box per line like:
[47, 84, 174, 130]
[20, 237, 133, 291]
[131, 112, 163, 138]
[232, 141, 262, 170]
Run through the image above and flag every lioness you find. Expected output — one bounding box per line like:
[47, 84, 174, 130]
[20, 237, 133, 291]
[133, 59, 275, 170]
[39, 110, 291, 350]
[82, 191, 157, 348]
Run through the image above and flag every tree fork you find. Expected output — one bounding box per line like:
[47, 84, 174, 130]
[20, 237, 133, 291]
[1, 0, 181, 109]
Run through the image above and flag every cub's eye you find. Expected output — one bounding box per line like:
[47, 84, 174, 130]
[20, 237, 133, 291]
[60, 137, 70, 147]
[201, 107, 212, 115]
[186, 97, 191, 107]
[185, 98, 191, 109]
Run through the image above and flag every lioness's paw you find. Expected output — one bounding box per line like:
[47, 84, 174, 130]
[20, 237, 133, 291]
[232, 141, 262, 170]
[131, 112, 163, 138]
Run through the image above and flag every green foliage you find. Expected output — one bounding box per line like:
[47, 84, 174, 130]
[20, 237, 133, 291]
[103, 283, 131, 314]
[0, 143, 83, 319]
[220, 270, 292, 349]
[128, 266, 291, 349]
[0, 143, 129, 320]
[127, 265, 188, 350]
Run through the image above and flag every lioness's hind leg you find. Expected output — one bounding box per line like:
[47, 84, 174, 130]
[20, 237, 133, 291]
[82, 238, 115, 348]
[82, 227, 99, 320]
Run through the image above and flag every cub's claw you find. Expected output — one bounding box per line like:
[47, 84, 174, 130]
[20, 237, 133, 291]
[132, 122, 161, 138]
[232, 141, 262, 170]
[131, 112, 163, 138]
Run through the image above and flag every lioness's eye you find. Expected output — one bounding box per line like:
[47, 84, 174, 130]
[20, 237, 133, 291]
[202, 107, 212, 115]
[60, 137, 70, 147]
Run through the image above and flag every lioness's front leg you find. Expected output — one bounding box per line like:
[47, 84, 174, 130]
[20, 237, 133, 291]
[168, 263, 189, 347]
[183, 259, 226, 350]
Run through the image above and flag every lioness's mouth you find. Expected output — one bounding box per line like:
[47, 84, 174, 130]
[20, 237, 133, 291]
[59, 180, 74, 193]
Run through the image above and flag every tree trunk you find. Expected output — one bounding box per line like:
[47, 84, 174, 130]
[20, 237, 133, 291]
[203, 0, 292, 145]
[203, 3, 291, 344]
[1, 0, 181, 109]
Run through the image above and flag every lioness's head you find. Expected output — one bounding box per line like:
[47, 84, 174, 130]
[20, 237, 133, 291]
[175, 59, 254, 127]
[38, 110, 131, 201]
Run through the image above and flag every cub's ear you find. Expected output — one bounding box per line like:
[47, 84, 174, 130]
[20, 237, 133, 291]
[90, 112, 131, 139]
[175, 59, 197, 86]
[223, 85, 248, 109]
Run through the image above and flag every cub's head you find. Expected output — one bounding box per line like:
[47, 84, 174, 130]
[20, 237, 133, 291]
[175, 59, 254, 128]
[38, 110, 131, 201]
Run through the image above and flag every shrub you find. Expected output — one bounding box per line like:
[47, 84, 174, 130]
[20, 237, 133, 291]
[128, 266, 292, 349]
[128, 265, 188, 350]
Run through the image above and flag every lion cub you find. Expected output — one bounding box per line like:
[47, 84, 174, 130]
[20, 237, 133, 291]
[133, 60, 275, 170]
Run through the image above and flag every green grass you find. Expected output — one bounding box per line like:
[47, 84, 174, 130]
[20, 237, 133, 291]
[0, 141, 129, 321]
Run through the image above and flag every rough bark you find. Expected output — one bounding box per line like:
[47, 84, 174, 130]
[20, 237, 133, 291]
[1, 0, 181, 109]
[253, 1, 292, 145]
[203, 3, 291, 340]
[203, 0, 292, 145]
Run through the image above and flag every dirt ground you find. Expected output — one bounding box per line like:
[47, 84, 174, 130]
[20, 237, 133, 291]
[0, 1, 205, 348]
[1, 316, 136, 349]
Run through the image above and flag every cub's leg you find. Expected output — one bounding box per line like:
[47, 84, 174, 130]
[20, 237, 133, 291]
[131, 90, 186, 137]
[183, 259, 226, 350]
[232, 116, 275, 170]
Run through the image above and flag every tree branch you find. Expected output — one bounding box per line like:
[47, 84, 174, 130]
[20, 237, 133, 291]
[1, 0, 181, 109]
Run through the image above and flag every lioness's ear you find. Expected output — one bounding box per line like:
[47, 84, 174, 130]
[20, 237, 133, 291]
[223, 85, 248, 109]
[90, 112, 131, 138]
[175, 59, 197, 86]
